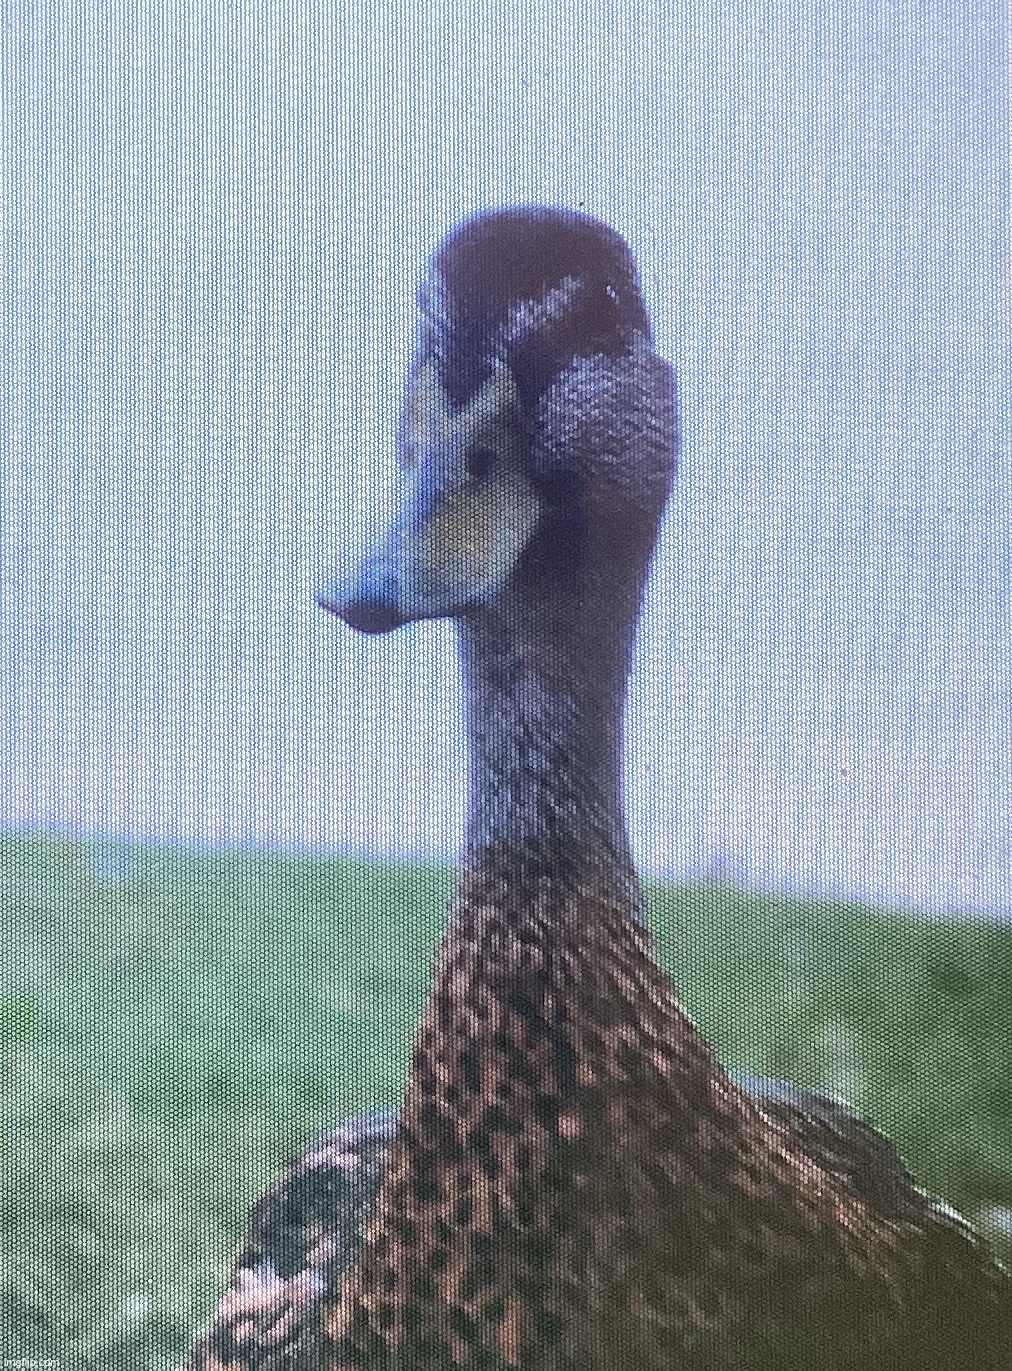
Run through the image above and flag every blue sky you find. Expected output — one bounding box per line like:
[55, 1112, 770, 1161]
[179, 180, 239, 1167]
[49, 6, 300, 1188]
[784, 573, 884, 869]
[2, 0, 1009, 916]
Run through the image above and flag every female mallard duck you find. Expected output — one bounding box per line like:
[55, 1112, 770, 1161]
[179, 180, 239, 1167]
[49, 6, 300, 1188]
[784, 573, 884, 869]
[189, 208, 1011, 1371]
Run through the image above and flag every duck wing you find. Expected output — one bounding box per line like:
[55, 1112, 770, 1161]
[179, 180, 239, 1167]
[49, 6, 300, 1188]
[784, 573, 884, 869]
[187, 1109, 395, 1368]
[735, 1071, 1012, 1370]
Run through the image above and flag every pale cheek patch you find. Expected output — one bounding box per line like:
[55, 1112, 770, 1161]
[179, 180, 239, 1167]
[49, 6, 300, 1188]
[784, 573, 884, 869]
[420, 474, 540, 600]
[406, 362, 519, 463]
[403, 362, 455, 455]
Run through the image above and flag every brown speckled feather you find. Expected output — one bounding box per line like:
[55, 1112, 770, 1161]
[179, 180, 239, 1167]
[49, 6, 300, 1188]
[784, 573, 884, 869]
[190, 860, 1011, 1370]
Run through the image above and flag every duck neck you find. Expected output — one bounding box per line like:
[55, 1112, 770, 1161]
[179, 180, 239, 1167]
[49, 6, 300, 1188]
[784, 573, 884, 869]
[459, 592, 642, 918]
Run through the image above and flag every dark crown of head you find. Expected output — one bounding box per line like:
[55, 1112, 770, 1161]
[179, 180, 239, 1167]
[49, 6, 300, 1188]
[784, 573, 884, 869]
[426, 207, 652, 407]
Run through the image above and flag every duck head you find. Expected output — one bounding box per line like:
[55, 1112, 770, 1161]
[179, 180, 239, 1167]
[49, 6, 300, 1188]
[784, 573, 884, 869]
[319, 206, 677, 634]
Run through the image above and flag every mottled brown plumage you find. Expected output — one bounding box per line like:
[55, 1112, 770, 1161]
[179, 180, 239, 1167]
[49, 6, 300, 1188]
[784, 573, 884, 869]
[188, 208, 1011, 1370]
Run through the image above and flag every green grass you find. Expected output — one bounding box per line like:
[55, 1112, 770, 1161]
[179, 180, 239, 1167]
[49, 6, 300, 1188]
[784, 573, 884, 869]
[2, 831, 1010, 1369]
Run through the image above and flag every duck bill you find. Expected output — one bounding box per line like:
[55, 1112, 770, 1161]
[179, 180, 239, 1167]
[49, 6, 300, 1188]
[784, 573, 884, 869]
[318, 365, 541, 634]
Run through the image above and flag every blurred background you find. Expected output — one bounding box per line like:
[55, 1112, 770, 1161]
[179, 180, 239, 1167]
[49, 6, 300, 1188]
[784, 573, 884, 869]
[2, 0, 1009, 917]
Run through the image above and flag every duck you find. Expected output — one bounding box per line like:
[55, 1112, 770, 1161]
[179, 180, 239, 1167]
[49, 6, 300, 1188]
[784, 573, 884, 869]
[187, 207, 1012, 1371]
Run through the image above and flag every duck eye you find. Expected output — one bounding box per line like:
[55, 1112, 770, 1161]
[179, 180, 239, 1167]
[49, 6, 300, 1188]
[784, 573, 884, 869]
[465, 443, 497, 485]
